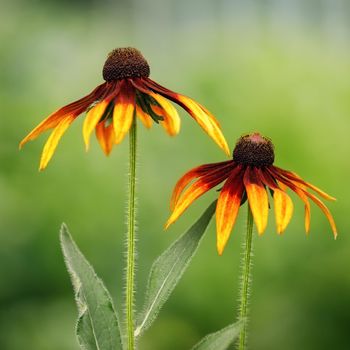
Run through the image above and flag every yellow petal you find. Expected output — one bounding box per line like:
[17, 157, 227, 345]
[20, 82, 106, 149]
[176, 95, 230, 155]
[150, 105, 178, 136]
[258, 169, 294, 234]
[39, 115, 75, 170]
[170, 161, 234, 210]
[95, 121, 115, 155]
[294, 188, 311, 233]
[165, 170, 229, 229]
[273, 189, 294, 234]
[113, 87, 135, 144]
[267, 168, 311, 233]
[303, 191, 337, 238]
[273, 166, 336, 201]
[165, 181, 213, 229]
[216, 168, 244, 255]
[149, 92, 181, 135]
[243, 167, 269, 234]
[136, 105, 152, 129]
[142, 78, 229, 155]
[20, 114, 64, 149]
[83, 100, 110, 151]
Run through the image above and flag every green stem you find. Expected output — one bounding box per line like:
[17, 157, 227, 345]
[237, 205, 254, 350]
[126, 118, 137, 350]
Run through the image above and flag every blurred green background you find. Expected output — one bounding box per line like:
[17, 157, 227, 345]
[1, 0, 349, 349]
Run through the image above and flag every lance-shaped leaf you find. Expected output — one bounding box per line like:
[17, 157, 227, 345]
[60, 224, 123, 350]
[191, 321, 242, 350]
[135, 201, 217, 337]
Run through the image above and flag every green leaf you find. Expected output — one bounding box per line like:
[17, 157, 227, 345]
[191, 321, 242, 350]
[135, 201, 217, 337]
[60, 224, 123, 350]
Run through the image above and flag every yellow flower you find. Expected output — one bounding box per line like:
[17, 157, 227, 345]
[20, 47, 229, 170]
[166, 133, 337, 255]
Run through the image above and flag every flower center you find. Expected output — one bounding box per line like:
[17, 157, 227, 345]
[102, 47, 150, 82]
[233, 132, 275, 167]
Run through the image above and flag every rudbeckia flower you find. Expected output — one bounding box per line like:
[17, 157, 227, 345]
[166, 133, 337, 255]
[20, 47, 229, 170]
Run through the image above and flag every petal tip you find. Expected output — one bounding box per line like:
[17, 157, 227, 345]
[223, 144, 230, 156]
[164, 220, 172, 230]
[38, 164, 46, 172]
[216, 243, 224, 256]
[257, 229, 265, 236]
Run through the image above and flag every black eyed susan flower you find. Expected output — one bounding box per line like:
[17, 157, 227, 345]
[20, 47, 229, 170]
[166, 132, 337, 255]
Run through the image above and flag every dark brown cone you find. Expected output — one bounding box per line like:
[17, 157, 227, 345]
[102, 47, 150, 82]
[233, 133, 275, 167]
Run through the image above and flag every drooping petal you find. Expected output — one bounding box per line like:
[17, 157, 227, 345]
[83, 82, 120, 150]
[20, 83, 106, 149]
[150, 105, 179, 136]
[95, 121, 115, 155]
[258, 169, 294, 234]
[302, 191, 337, 238]
[268, 168, 311, 233]
[170, 160, 234, 210]
[294, 187, 311, 233]
[216, 166, 244, 255]
[273, 188, 293, 234]
[131, 79, 180, 135]
[243, 167, 269, 234]
[113, 82, 136, 144]
[39, 115, 75, 170]
[272, 166, 336, 201]
[166, 94, 229, 153]
[149, 92, 181, 135]
[135, 105, 153, 129]
[165, 168, 231, 229]
[142, 78, 230, 155]
[83, 100, 111, 150]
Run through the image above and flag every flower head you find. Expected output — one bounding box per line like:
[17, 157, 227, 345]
[166, 132, 337, 255]
[20, 47, 229, 170]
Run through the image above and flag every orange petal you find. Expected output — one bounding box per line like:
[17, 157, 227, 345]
[294, 188, 311, 233]
[20, 83, 106, 149]
[150, 105, 178, 136]
[20, 114, 65, 149]
[95, 121, 115, 155]
[149, 92, 181, 136]
[258, 169, 293, 234]
[216, 167, 244, 255]
[113, 84, 135, 144]
[39, 115, 75, 170]
[243, 167, 269, 234]
[135, 105, 153, 129]
[83, 100, 111, 151]
[273, 189, 293, 234]
[175, 94, 230, 155]
[165, 170, 230, 229]
[267, 168, 311, 233]
[142, 78, 229, 155]
[170, 160, 234, 210]
[272, 166, 336, 201]
[303, 190, 337, 238]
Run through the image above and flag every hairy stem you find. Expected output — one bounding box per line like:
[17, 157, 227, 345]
[237, 205, 254, 350]
[126, 118, 137, 350]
